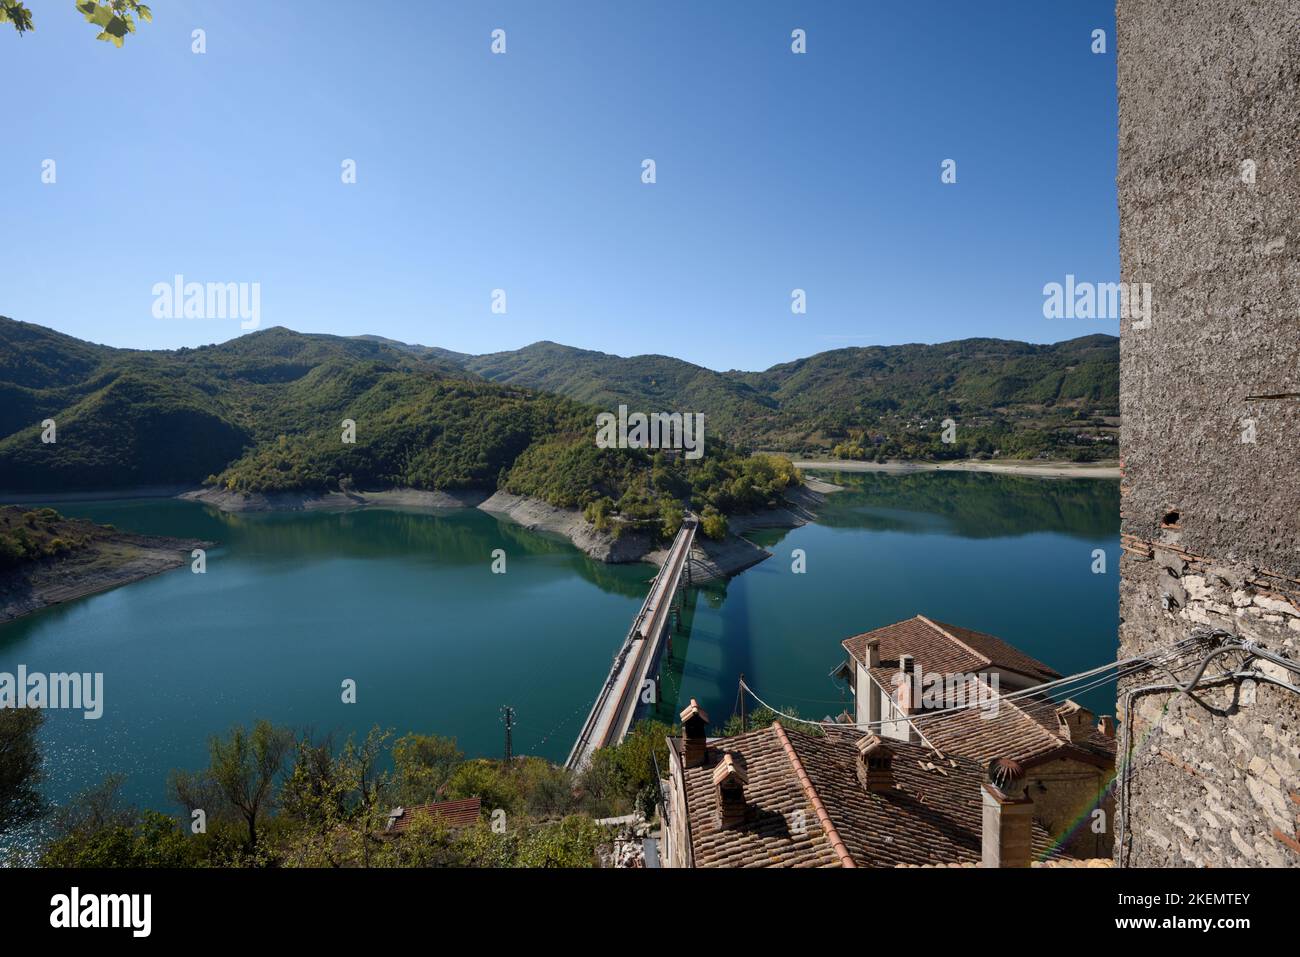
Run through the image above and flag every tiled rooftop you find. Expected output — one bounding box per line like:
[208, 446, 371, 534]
[915, 688, 1116, 768]
[673, 722, 1065, 868]
[842, 615, 1114, 768]
[385, 797, 482, 833]
[843, 614, 1062, 684]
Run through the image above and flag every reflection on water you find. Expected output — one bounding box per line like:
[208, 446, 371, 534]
[651, 471, 1120, 736]
[0, 472, 1118, 823]
[813, 470, 1119, 539]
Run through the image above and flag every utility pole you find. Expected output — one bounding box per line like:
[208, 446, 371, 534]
[501, 705, 515, 764]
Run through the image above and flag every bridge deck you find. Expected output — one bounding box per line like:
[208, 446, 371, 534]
[565, 517, 697, 770]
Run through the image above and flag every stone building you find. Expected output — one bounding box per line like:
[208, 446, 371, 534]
[659, 699, 1108, 868]
[836, 615, 1115, 857]
[1116, 0, 1300, 865]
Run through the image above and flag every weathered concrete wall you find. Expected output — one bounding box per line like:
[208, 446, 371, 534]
[1117, 0, 1300, 866]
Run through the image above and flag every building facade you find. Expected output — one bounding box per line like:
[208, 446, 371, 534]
[1116, 0, 1300, 866]
[837, 616, 1115, 857]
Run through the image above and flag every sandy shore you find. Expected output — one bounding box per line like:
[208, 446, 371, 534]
[642, 480, 838, 582]
[184, 482, 833, 580]
[793, 459, 1120, 480]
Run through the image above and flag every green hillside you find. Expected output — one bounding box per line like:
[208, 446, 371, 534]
[0, 317, 1115, 538]
[0, 320, 469, 492]
[0, 318, 798, 541]
[458, 341, 777, 440]
[432, 334, 1119, 461]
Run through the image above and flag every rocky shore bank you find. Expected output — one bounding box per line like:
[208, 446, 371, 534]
[0, 530, 213, 625]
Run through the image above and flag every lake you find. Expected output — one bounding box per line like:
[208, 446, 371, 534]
[0, 470, 1118, 816]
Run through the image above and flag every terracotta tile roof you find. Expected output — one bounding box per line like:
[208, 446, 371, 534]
[385, 797, 481, 833]
[841, 615, 1113, 768]
[842, 615, 1061, 684]
[913, 687, 1116, 769]
[897, 858, 1115, 868]
[673, 724, 842, 867]
[674, 722, 1063, 868]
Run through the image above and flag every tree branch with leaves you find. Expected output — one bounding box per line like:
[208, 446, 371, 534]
[2, 1, 153, 46]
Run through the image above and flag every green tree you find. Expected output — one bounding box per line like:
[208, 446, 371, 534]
[0, 708, 46, 837]
[700, 505, 727, 540]
[2, 1, 153, 46]
[515, 815, 605, 868]
[370, 811, 460, 868]
[171, 720, 293, 854]
[39, 775, 195, 867]
[577, 719, 672, 818]
[717, 705, 825, 737]
[390, 733, 464, 805]
[445, 759, 522, 818]
[279, 733, 351, 835]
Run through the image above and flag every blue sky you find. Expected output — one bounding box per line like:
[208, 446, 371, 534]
[2, 1, 1119, 371]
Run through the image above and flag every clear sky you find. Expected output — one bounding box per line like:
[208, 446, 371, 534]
[2, 0, 1119, 371]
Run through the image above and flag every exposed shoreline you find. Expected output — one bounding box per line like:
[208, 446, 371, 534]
[791, 459, 1120, 479]
[0, 530, 213, 625]
[178, 486, 490, 512]
[176, 483, 839, 578]
[2, 479, 841, 585]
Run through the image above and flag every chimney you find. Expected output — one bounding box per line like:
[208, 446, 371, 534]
[711, 753, 748, 828]
[1055, 700, 1095, 743]
[864, 637, 881, 668]
[679, 698, 710, 768]
[1097, 714, 1116, 739]
[859, 637, 883, 730]
[884, 662, 920, 744]
[855, 734, 895, 792]
[981, 758, 1034, 868]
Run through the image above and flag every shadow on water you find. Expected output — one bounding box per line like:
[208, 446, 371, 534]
[647, 586, 705, 725]
[643, 576, 755, 731]
[6, 473, 1118, 814]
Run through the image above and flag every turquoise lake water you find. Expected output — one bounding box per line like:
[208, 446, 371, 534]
[0, 470, 1118, 814]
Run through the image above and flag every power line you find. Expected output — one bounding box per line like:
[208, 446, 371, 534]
[739, 639, 1203, 736]
[1114, 629, 1300, 865]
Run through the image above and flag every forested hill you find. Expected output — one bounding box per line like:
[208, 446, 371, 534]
[428, 334, 1120, 461]
[0, 318, 1116, 528]
[0, 318, 800, 542]
[0, 318, 471, 492]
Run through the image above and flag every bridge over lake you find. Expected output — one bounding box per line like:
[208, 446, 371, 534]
[565, 516, 697, 770]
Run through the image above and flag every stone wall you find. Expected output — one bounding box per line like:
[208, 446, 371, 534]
[1117, 0, 1300, 866]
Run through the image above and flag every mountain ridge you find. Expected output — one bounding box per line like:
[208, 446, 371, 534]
[371, 330, 1119, 458]
[0, 317, 1117, 510]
